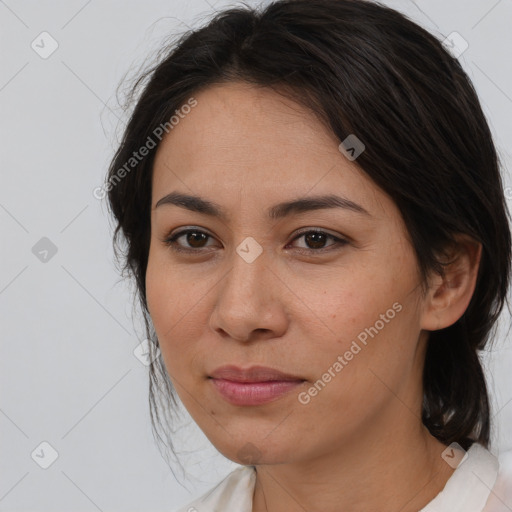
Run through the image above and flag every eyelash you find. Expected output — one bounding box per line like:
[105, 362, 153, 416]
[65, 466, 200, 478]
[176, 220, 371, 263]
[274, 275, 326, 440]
[162, 228, 348, 255]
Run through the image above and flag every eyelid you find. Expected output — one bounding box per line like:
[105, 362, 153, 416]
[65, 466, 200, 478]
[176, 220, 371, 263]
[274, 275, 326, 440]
[287, 228, 349, 251]
[162, 227, 218, 252]
[162, 226, 349, 254]
[163, 226, 216, 244]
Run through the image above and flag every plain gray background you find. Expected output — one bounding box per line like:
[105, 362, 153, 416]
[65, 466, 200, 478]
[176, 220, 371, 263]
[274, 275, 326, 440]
[1, 0, 511, 510]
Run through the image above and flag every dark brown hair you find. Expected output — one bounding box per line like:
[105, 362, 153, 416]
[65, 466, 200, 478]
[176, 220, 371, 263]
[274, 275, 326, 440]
[105, 0, 512, 462]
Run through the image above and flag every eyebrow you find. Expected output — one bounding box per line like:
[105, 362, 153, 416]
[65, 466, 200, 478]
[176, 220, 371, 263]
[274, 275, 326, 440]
[154, 191, 371, 220]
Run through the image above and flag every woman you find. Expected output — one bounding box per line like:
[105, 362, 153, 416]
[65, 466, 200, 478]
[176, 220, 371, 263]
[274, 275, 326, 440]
[105, 0, 512, 510]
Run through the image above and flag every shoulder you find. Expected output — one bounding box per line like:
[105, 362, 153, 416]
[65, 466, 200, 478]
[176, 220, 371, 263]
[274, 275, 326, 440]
[172, 465, 256, 512]
[419, 443, 503, 512]
[483, 448, 512, 512]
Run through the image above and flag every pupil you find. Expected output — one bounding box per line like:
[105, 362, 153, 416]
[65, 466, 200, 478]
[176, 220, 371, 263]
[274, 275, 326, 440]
[306, 232, 326, 249]
[188, 232, 207, 247]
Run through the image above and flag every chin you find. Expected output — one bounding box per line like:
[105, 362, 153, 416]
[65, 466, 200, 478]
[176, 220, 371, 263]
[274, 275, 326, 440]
[210, 434, 297, 466]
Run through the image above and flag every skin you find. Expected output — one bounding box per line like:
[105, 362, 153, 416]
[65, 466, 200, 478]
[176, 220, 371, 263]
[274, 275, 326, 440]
[146, 81, 482, 512]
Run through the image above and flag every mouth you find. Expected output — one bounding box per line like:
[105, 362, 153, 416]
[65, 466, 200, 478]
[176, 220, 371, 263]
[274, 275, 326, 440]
[208, 365, 306, 406]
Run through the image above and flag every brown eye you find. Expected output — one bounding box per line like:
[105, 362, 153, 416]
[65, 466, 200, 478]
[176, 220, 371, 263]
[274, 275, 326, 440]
[184, 231, 209, 248]
[304, 231, 329, 249]
[163, 228, 348, 255]
[288, 229, 348, 253]
[163, 229, 217, 253]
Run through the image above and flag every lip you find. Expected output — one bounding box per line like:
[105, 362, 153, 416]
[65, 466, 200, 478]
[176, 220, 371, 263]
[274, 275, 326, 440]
[208, 365, 306, 406]
[209, 365, 304, 382]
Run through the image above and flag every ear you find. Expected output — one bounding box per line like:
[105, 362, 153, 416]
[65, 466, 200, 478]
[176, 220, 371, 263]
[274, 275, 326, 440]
[420, 234, 482, 331]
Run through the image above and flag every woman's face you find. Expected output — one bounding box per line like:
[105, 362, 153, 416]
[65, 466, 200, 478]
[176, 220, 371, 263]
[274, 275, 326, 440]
[146, 81, 430, 465]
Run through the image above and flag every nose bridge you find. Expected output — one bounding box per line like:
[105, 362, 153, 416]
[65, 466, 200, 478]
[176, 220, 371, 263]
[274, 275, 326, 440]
[224, 236, 270, 301]
[209, 236, 283, 340]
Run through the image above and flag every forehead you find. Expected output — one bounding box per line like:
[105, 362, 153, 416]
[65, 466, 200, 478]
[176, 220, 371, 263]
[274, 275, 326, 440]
[181, 81, 327, 134]
[153, 81, 339, 171]
[151, 82, 392, 220]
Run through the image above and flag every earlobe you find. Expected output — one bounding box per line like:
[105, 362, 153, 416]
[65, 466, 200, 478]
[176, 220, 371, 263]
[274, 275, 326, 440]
[420, 235, 482, 331]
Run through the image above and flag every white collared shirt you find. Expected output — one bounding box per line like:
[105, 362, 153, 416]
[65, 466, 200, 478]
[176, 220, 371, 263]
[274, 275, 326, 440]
[173, 443, 512, 512]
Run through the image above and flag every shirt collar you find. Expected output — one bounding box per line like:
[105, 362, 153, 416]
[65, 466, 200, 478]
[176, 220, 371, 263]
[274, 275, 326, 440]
[176, 443, 499, 512]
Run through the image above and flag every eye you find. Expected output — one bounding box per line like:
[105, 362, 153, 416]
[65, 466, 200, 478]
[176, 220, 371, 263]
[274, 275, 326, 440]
[287, 229, 348, 254]
[162, 227, 348, 254]
[163, 228, 217, 253]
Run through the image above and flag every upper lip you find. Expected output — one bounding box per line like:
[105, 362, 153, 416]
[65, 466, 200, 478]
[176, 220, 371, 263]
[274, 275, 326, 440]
[209, 365, 305, 383]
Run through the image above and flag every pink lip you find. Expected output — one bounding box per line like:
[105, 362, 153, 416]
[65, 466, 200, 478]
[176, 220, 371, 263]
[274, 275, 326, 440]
[208, 365, 305, 406]
[210, 379, 304, 406]
[209, 364, 304, 382]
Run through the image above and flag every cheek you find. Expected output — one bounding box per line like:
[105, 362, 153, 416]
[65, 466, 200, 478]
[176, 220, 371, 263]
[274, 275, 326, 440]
[305, 268, 396, 344]
[296, 309, 417, 443]
[146, 255, 182, 366]
[145, 254, 211, 377]
[299, 265, 419, 403]
[146, 246, 189, 329]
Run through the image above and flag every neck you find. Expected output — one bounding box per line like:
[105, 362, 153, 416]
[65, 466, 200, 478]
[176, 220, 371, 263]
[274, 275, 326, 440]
[252, 411, 455, 512]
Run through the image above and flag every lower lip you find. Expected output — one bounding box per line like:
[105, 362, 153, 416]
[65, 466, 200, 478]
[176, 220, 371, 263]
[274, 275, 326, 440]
[210, 378, 305, 406]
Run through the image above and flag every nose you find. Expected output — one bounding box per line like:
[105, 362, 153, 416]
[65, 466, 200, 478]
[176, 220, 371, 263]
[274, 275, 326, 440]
[208, 244, 288, 343]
